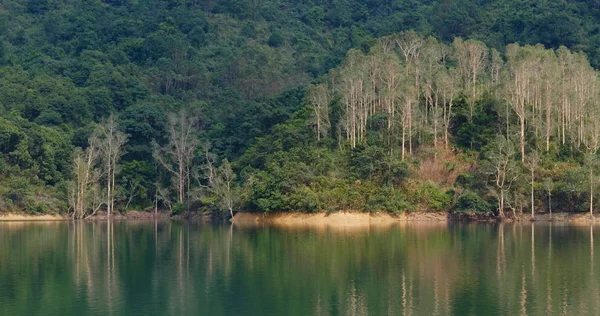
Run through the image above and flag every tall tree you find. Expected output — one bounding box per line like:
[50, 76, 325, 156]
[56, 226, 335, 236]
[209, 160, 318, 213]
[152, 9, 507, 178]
[584, 107, 600, 217]
[307, 83, 331, 141]
[504, 44, 533, 162]
[154, 109, 200, 204]
[214, 159, 239, 218]
[542, 177, 554, 219]
[485, 136, 519, 218]
[98, 114, 127, 218]
[69, 134, 102, 219]
[525, 153, 540, 219]
[452, 38, 488, 127]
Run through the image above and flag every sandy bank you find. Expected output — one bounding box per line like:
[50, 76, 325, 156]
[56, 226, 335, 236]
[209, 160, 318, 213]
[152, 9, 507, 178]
[231, 211, 448, 227]
[0, 213, 66, 221]
[233, 211, 600, 226]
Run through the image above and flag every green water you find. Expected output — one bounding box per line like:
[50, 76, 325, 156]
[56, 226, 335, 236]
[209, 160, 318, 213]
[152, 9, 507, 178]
[0, 221, 599, 315]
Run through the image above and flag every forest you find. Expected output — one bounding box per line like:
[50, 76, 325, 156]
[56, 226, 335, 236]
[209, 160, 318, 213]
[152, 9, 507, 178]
[3, 0, 600, 218]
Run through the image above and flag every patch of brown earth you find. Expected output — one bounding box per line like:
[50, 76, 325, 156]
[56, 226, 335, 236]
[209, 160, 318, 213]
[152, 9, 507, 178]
[231, 211, 448, 227]
[0, 213, 66, 221]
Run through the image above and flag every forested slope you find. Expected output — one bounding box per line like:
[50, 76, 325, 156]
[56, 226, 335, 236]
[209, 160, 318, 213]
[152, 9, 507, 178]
[1, 0, 600, 217]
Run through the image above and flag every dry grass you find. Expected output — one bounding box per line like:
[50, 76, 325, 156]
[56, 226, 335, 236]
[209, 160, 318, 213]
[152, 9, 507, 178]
[413, 143, 474, 186]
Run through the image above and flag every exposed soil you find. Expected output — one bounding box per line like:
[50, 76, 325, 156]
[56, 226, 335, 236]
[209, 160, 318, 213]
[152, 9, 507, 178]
[231, 211, 449, 227]
[0, 213, 67, 221]
[233, 211, 600, 226]
[4, 210, 600, 224]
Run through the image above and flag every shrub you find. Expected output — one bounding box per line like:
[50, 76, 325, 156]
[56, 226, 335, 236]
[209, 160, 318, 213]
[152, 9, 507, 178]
[172, 202, 183, 215]
[455, 191, 490, 213]
[414, 182, 452, 212]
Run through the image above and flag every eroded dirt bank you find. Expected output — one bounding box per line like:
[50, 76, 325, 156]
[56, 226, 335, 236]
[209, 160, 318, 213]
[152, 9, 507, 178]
[232, 211, 600, 226]
[0, 213, 66, 221]
[231, 211, 449, 227]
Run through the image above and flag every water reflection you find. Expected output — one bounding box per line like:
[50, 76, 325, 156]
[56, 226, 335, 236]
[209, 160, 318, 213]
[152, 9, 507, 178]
[1, 221, 600, 315]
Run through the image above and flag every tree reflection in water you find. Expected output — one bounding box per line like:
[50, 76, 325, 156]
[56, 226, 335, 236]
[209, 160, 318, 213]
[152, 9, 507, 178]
[0, 221, 599, 315]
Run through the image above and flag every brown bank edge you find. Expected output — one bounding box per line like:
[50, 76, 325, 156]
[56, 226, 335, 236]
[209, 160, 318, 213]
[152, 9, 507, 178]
[231, 211, 600, 226]
[231, 211, 449, 227]
[2, 211, 600, 223]
[0, 213, 67, 221]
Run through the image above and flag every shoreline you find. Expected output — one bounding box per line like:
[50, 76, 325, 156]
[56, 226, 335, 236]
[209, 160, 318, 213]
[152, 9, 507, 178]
[0, 210, 213, 221]
[231, 211, 600, 226]
[2, 211, 600, 224]
[231, 212, 449, 227]
[0, 213, 67, 221]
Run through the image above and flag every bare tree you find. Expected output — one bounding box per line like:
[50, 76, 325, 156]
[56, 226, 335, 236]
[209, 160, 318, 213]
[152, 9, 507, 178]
[68, 132, 107, 219]
[452, 38, 488, 125]
[123, 179, 140, 211]
[214, 159, 239, 218]
[154, 109, 200, 204]
[400, 84, 417, 160]
[489, 48, 503, 88]
[504, 44, 535, 162]
[540, 50, 558, 152]
[584, 104, 600, 217]
[97, 114, 127, 218]
[156, 184, 174, 214]
[542, 177, 554, 219]
[203, 143, 217, 187]
[525, 153, 540, 219]
[485, 136, 519, 218]
[307, 83, 332, 141]
[436, 69, 458, 148]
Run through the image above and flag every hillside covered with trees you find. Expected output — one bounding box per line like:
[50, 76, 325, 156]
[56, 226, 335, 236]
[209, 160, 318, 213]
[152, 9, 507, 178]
[3, 0, 600, 218]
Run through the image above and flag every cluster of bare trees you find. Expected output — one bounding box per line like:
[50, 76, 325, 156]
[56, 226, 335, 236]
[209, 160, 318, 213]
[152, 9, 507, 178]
[308, 32, 484, 158]
[68, 109, 240, 218]
[154, 109, 200, 208]
[307, 31, 600, 217]
[152, 109, 239, 217]
[308, 32, 600, 162]
[68, 115, 127, 219]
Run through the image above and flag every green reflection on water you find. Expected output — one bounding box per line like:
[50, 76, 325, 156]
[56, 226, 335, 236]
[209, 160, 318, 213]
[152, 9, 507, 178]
[0, 221, 599, 316]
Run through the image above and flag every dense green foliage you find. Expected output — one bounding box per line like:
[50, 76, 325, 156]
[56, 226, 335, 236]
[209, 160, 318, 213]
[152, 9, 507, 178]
[3, 0, 600, 217]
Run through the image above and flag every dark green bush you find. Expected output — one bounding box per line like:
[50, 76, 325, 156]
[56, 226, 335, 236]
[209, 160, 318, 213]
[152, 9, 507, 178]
[455, 192, 491, 213]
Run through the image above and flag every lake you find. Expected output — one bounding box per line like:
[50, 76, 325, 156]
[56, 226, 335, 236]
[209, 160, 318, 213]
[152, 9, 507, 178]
[0, 221, 598, 315]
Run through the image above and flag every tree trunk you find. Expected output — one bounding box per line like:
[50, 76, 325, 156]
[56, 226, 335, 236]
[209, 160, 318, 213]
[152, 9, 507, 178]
[402, 122, 406, 161]
[107, 162, 111, 219]
[111, 167, 116, 216]
[549, 193, 552, 219]
[179, 163, 184, 203]
[499, 190, 505, 218]
[531, 167, 535, 219]
[591, 167, 594, 217]
[520, 117, 525, 163]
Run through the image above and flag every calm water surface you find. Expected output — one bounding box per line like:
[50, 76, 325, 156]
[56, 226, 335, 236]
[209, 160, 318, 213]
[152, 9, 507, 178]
[0, 221, 599, 315]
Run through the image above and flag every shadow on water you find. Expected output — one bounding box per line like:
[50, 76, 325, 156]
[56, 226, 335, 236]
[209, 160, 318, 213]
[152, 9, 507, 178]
[0, 221, 600, 315]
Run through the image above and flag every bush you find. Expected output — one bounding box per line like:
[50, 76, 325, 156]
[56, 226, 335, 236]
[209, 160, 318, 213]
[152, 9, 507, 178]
[413, 182, 452, 212]
[365, 186, 409, 213]
[267, 32, 284, 47]
[455, 191, 490, 213]
[172, 202, 183, 215]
